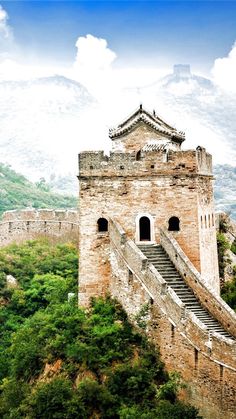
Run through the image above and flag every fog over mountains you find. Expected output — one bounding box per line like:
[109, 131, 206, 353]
[134, 65, 235, 163]
[0, 75, 96, 185]
[0, 65, 235, 217]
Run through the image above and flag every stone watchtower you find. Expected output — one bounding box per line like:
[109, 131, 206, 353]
[78, 105, 219, 306]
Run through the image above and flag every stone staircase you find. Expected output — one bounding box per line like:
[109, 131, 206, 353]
[138, 244, 233, 339]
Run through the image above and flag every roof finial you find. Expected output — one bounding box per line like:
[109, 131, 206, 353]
[139, 103, 142, 111]
[153, 109, 156, 117]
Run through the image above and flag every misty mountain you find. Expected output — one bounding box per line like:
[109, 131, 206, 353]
[214, 165, 236, 220]
[0, 66, 235, 215]
[136, 65, 236, 166]
[0, 75, 96, 186]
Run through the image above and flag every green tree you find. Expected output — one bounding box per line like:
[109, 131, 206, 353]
[217, 232, 230, 278]
[221, 266, 236, 311]
[0, 240, 201, 419]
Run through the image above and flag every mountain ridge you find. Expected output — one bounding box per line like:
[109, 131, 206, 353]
[0, 162, 76, 216]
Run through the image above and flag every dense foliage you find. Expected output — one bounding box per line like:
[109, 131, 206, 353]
[221, 239, 236, 311]
[217, 232, 230, 278]
[0, 239, 201, 418]
[0, 163, 76, 215]
[221, 270, 236, 311]
[217, 217, 236, 311]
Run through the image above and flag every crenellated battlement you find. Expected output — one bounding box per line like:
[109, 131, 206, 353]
[79, 147, 212, 178]
[2, 209, 78, 223]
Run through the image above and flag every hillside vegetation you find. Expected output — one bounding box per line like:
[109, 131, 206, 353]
[216, 214, 236, 311]
[0, 163, 76, 216]
[0, 238, 201, 418]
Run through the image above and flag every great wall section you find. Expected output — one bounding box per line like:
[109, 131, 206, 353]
[0, 209, 79, 246]
[0, 208, 235, 417]
[109, 219, 236, 419]
[1, 106, 236, 418]
[78, 107, 236, 418]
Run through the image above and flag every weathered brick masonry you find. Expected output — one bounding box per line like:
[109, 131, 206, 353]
[78, 106, 236, 418]
[109, 219, 236, 419]
[0, 209, 79, 246]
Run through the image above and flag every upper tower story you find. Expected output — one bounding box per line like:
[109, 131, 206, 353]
[109, 104, 185, 153]
[79, 105, 212, 178]
[78, 105, 219, 300]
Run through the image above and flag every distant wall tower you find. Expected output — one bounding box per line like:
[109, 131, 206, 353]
[78, 106, 219, 306]
[173, 64, 191, 78]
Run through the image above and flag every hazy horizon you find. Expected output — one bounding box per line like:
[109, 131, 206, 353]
[0, 1, 235, 182]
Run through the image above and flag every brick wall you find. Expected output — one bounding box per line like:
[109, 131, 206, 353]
[0, 209, 79, 246]
[109, 219, 236, 419]
[78, 146, 219, 305]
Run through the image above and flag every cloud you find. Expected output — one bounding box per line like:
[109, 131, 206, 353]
[0, 5, 11, 39]
[0, 4, 14, 59]
[212, 42, 236, 93]
[73, 34, 117, 96]
[75, 34, 116, 71]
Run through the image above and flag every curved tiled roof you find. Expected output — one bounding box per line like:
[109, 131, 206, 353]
[109, 105, 185, 143]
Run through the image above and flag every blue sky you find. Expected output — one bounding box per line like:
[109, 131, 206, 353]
[2, 1, 236, 73]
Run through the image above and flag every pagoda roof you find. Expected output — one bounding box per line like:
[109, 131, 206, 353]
[109, 105, 185, 143]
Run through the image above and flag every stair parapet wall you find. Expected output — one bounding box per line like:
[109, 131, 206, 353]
[160, 228, 236, 341]
[0, 209, 79, 247]
[110, 219, 184, 317]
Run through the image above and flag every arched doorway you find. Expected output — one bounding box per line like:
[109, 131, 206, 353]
[139, 216, 151, 241]
[97, 218, 108, 232]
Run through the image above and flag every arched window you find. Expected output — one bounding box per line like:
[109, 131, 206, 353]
[97, 218, 108, 232]
[139, 216, 151, 241]
[168, 216, 180, 232]
[136, 150, 141, 161]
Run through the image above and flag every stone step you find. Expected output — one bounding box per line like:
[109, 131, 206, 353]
[178, 297, 196, 301]
[203, 324, 224, 329]
[196, 316, 218, 321]
[175, 290, 194, 294]
[156, 269, 177, 273]
[146, 251, 167, 254]
[153, 255, 171, 258]
[138, 244, 233, 339]
[153, 263, 175, 268]
[165, 279, 184, 283]
[149, 260, 172, 264]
